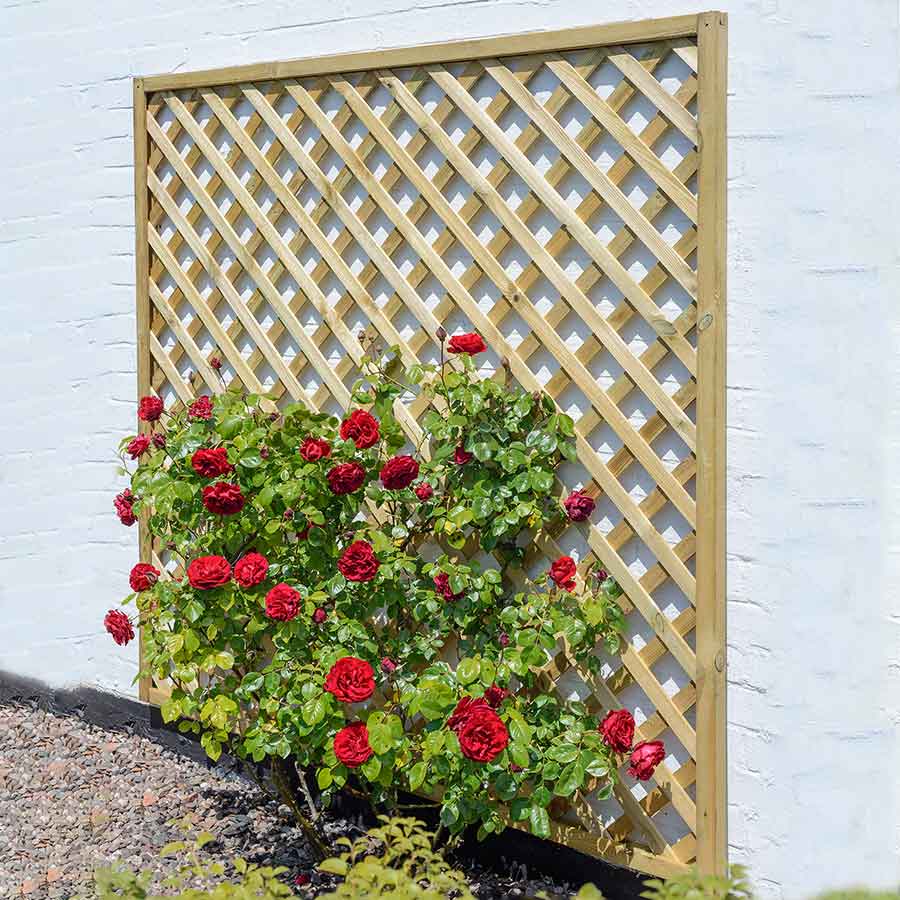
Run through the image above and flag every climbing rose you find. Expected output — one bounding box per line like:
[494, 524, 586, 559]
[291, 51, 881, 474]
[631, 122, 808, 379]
[138, 396, 164, 422]
[233, 552, 268, 588]
[187, 555, 231, 590]
[324, 657, 375, 703]
[114, 489, 136, 526]
[564, 489, 596, 522]
[299, 437, 332, 462]
[381, 657, 397, 674]
[191, 447, 232, 478]
[484, 685, 511, 708]
[265, 583, 300, 621]
[337, 541, 380, 582]
[129, 563, 159, 593]
[447, 332, 486, 355]
[628, 741, 666, 781]
[599, 709, 635, 754]
[457, 707, 509, 763]
[126, 435, 150, 459]
[188, 395, 213, 420]
[104, 610, 134, 646]
[414, 482, 433, 501]
[380, 455, 419, 490]
[339, 409, 380, 449]
[433, 572, 463, 601]
[333, 722, 373, 768]
[327, 462, 366, 495]
[209, 356, 222, 370]
[447, 696, 489, 731]
[202, 481, 245, 515]
[454, 445, 473, 465]
[312, 607, 327, 624]
[549, 555, 577, 592]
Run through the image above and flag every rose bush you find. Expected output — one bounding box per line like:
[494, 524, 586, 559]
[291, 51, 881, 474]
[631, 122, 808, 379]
[108, 332, 662, 851]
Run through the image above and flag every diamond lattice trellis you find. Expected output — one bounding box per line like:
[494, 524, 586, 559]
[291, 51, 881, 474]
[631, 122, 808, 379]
[132, 12, 727, 879]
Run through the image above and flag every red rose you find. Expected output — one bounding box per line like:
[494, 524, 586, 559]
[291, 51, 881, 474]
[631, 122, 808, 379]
[628, 740, 665, 781]
[380, 455, 419, 490]
[498, 632, 510, 648]
[414, 482, 434, 501]
[104, 609, 134, 646]
[324, 657, 375, 703]
[138, 396, 164, 422]
[299, 437, 332, 461]
[454, 445, 473, 466]
[598, 709, 635, 754]
[333, 722, 374, 768]
[192, 447, 232, 478]
[434, 572, 463, 601]
[233, 552, 268, 588]
[312, 607, 327, 624]
[187, 555, 231, 590]
[457, 707, 509, 763]
[447, 696, 490, 731]
[327, 462, 366, 495]
[152, 433, 166, 449]
[114, 489, 136, 526]
[549, 555, 577, 592]
[126, 434, 150, 459]
[202, 481, 245, 515]
[265, 583, 301, 621]
[447, 332, 487, 355]
[188, 395, 213, 420]
[564, 490, 596, 522]
[339, 409, 380, 449]
[129, 563, 160, 593]
[484, 685, 510, 708]
[337, 540, 380, 582]
[381, 657, 397, 674]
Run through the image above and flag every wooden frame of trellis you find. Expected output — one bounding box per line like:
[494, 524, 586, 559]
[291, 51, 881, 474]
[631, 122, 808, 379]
[132, 11, 727, 878]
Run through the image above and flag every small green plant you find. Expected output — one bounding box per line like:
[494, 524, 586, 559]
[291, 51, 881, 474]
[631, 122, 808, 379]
[640, 866, 753, 900]
[317, 816, 475, 899]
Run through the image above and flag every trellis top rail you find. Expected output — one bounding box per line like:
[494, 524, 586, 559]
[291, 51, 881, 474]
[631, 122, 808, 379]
[139, 13, 711, 92]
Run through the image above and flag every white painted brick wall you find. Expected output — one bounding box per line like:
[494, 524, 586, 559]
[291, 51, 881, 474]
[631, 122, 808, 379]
[1, 1, 898, 895]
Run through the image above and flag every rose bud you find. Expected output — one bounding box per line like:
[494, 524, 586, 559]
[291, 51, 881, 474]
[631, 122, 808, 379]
[595, 568, 609, 582]
[436, 325, 447, 341]
[381, 657, 397, 674]
[357, 330, 367, 342]
[312, 607, 327, 624]
[284, 508, 294, 520]
[294, 874, 310, 887]
[498, 632, 510, 648]
[414, 482, 434, 502]
[152, 433, 167, 449]
[532, 390, 542, 403]
[260, 445, 269, 459]
[210, 356, 222, 370]
[269, 412, 279, 421]
[509, 763, 524, 773]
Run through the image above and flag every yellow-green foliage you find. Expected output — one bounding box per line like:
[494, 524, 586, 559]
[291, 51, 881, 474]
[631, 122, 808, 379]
[639, 867, 753, 900]
[317, 816, 475, 899]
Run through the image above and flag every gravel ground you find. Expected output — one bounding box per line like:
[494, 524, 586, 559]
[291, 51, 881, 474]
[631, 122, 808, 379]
[0, 701, 587, 900]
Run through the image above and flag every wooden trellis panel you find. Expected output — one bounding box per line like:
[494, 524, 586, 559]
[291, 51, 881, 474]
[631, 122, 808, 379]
[132, 12, 727, 878]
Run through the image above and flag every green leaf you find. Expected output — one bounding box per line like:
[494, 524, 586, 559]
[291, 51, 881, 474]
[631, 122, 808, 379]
[529, 469, 554, 493]
[456, 658, 480, 685]
[368, 723, 393, 755]
[302, 694, 327, 726]
[473, 442, 494, 462]
[317, 767, 334, 790]
[408, 761, 426, 791]
[529, 804, 551, 838]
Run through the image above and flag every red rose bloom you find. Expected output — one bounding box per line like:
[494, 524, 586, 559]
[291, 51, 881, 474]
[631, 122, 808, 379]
[339, 409, 380, 449]
[188, 395, 213, 420]
[333, 722, 374, 768]
[380, 455, 420, 490]
[564, 489, 596, 522]
[337, 541, 380, 583]
[447, 696, 490, 731]
[299, 437, 332, 461]
[104, 609, 134, 646]
[447, 332, 487, 355]
[484, 685, 511, 708]
[599, 709, 635, 754]
[457, 707, 509, 762]
[434, 572, 464, 601]
[126, 434, 151, 459]
[114, 489, 136, 526]
[187, 555, 231, 590]
[265, 583, 301, 621]
[454, 445, 473, 465]
[202, 481, 245, 515]
[414, 482, 433, 501]
[324, 657, 375, 703]
[192, 447, 232, 478]
[549, 555, 577, 592]
[233, 552, 268, 588]
[129, 563, 160, 593]
[327, 462, 366, 495]
[628, 741, 665, 781]
[138, 396, 164, 422]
